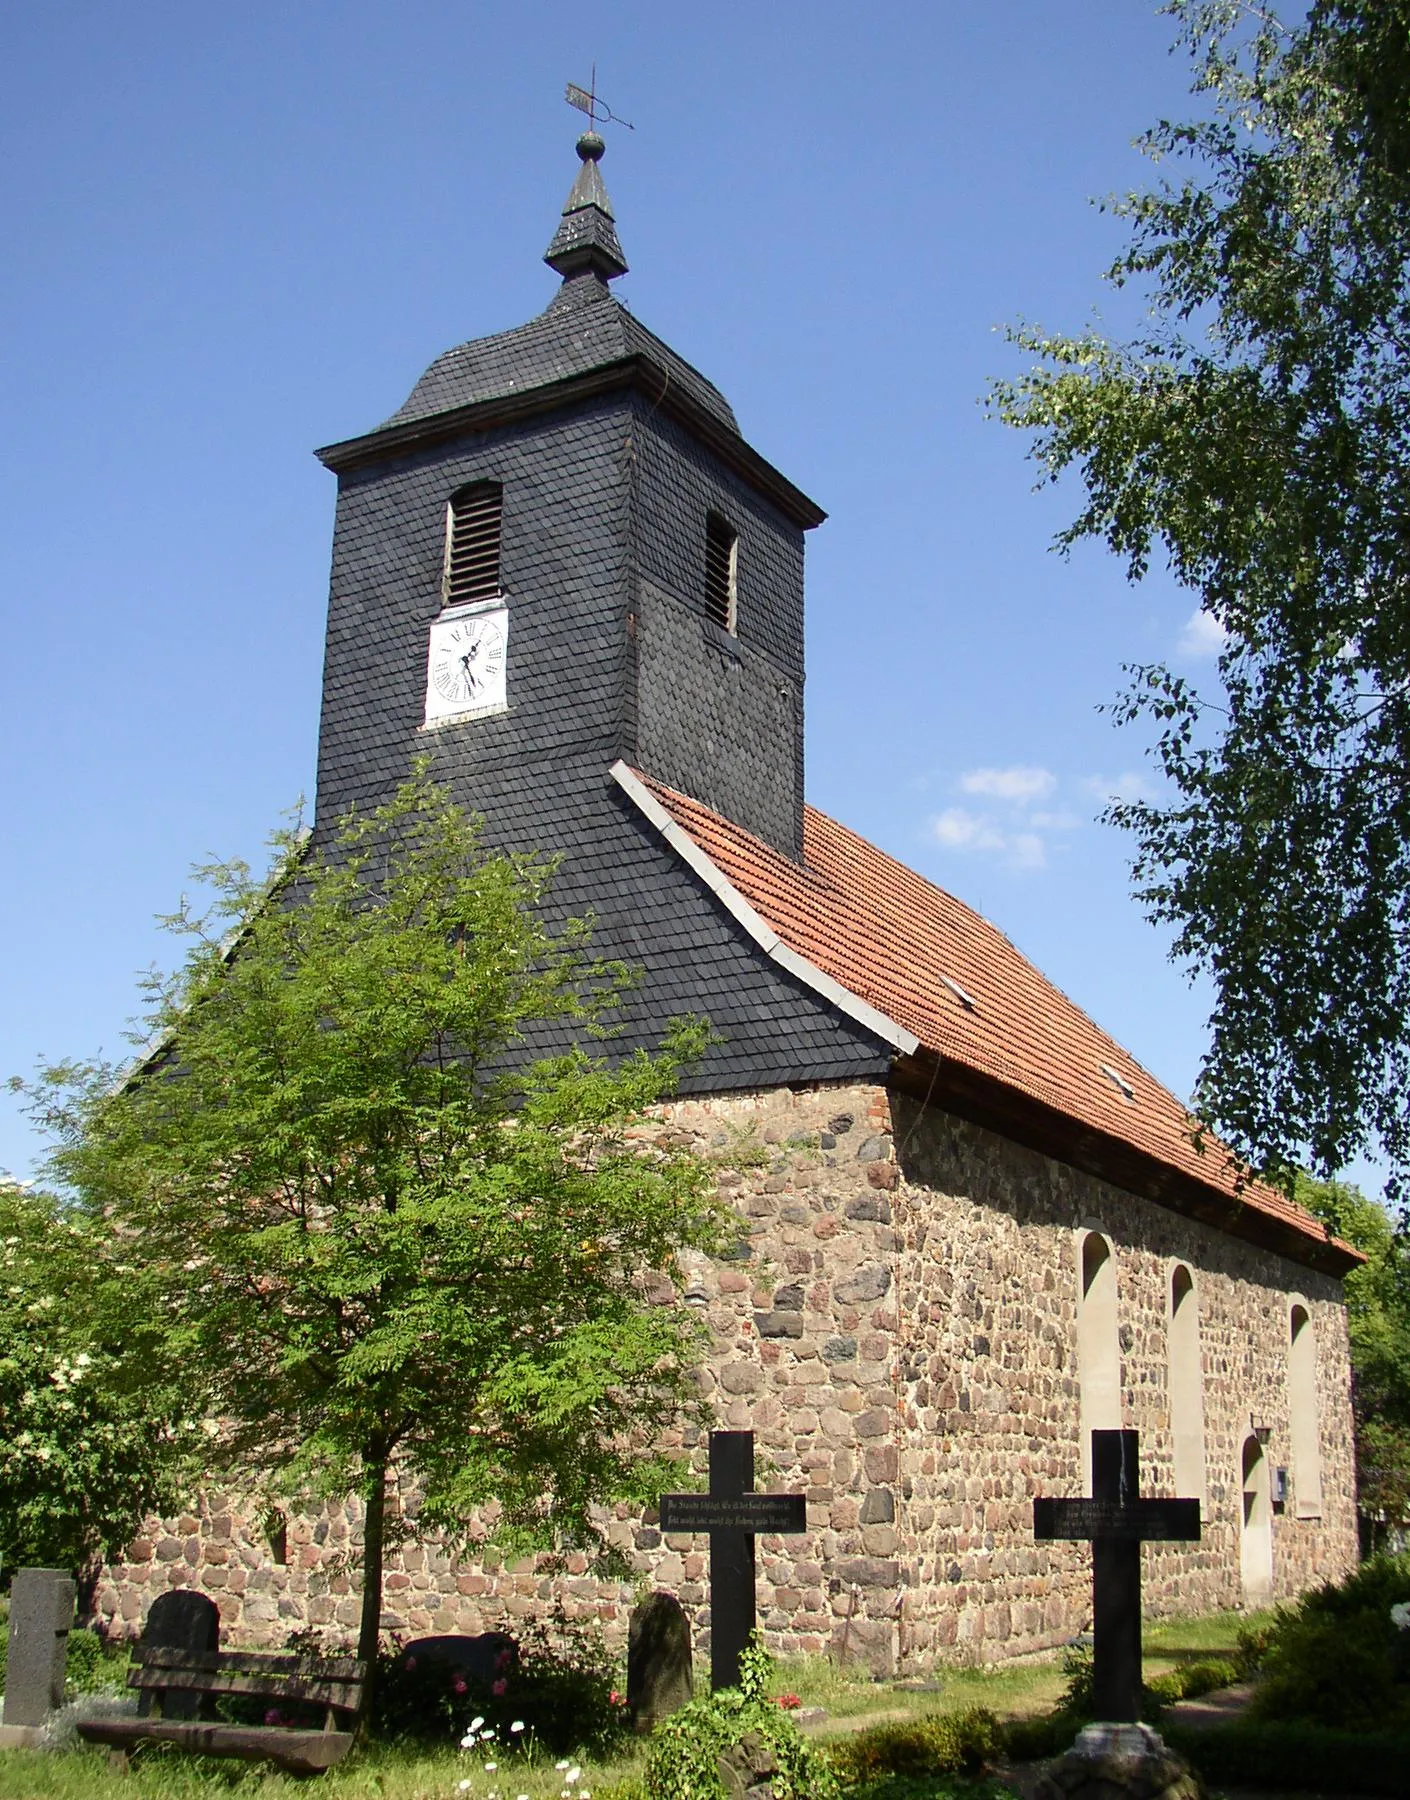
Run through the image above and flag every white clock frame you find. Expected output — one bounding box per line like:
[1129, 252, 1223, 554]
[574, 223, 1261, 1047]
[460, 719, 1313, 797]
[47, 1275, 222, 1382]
[422, 597, 509, 727]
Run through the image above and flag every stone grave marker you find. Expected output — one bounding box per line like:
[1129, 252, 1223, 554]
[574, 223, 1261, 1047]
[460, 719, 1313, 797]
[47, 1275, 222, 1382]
[138, 1590, 220, 1719]
[0, 1568, 76, 1742]
[626, 1591, 693, 1732]
[658, 1429, 806, 1692]
[399, 1632, 519, 1689]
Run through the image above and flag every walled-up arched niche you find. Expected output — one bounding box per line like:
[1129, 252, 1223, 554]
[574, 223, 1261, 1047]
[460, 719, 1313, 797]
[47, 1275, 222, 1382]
[1240, 1433, 1274, 1607]
[1288, 1300, 1323, 1517]
[1168, 1263, 1207, 1511]
[1077, 1228, 1121, 1494]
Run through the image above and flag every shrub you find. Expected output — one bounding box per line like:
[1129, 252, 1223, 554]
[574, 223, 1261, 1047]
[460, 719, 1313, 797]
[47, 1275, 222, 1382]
[372, 1615, 631, 1754]
[645, 1638, 840, 1800]
[64, 1627, 128, 1694]
[824, 1707, 1002, 1784]
[1163, 1719, 1410, 1797]
[1246, 1551, 1410, 1730]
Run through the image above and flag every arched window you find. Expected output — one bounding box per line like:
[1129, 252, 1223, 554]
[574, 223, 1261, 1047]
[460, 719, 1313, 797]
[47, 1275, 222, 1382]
[1288, 1301, 1323, 1517]
[1168, 1264, 1207, 1510]
[444, 482, 503, 606]
[1077, 1229, 1120, 1494]
[1240, 1433, 1274, 1607]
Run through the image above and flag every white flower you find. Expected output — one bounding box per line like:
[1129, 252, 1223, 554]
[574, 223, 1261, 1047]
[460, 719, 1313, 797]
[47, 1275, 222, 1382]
[481, 1727, 495, 1739]
[566, 1768, 581, 1784]
[457, 1783, 471, 1794]
[1392, 1601, 1410, 1630]
[484, 1762, 498, 1773]
[510, 1720, 525, 1733]
[460, 1733, 478, 1749]
[469, 1714, 485, 1731]
[556, 1761, 570, 1771]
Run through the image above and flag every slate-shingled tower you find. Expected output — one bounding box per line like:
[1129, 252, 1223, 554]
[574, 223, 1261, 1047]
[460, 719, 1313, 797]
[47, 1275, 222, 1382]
[313, 131, 899, 1091]
[97, 137, 1361, 1671]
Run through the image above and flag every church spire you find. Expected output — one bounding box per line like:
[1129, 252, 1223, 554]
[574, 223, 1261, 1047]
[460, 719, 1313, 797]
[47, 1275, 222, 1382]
[543, 131, 629, 283]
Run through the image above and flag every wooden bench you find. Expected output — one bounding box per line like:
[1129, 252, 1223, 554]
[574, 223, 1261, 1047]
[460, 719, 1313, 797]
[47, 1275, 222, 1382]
[76, 1645, 368, 1775]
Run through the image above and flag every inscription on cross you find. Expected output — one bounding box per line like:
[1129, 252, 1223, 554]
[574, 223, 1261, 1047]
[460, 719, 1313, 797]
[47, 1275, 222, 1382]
[658, 1430, 807, 1692]
[1034, 1430, 1200, 1722]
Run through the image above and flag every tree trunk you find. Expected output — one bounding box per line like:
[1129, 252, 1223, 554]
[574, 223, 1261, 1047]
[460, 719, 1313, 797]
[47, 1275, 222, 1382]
[357, 1459, 389, 1705]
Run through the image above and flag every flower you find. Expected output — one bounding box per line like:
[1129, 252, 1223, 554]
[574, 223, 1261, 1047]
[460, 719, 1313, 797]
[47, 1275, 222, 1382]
[453, 1675, 469, 1695]
[460, 1732, 479, 1749]
[484, 1762, 498, 1773]
[556, 1761, 570, 1771]
[264, 1708, 282, 1725]
[470, 1715, 486, 1732]
[609, 1689, 622, 1705]
[492, 1677, 508, 1695]
[509, 1720, 525, 1734]
[457, 1784, 471, 1794]
[566, 1767, 581, 1783]
[481, 1727, 496, 1739]
[775, 1692, 801, 1709]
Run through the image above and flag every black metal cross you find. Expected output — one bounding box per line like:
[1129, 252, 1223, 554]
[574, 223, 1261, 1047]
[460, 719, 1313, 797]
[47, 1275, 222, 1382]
[658, 1430, 807, 1692]
[1033, 1429, 1201, 1722]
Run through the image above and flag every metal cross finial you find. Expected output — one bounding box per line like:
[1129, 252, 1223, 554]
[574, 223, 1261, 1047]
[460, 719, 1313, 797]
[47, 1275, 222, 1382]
[565, 65, 634, 132]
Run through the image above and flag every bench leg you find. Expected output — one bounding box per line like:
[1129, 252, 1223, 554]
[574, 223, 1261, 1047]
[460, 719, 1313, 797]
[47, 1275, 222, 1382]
[106, 1749, 130, 1774]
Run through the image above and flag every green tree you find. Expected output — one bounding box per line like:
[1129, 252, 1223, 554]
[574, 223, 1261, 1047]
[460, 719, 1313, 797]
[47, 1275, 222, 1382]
[1297, 1175, 1410, 1546]
[994, 1, 1410, 1196]
[0, 1178, 192, 1588]
[20, 773, 722, 1673]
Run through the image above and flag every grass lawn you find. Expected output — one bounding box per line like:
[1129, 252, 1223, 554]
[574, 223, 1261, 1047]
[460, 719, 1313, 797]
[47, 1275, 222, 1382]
[0, 1607, 1267, 1799]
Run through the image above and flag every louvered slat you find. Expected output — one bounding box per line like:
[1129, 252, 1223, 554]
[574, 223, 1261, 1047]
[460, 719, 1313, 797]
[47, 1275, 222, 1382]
[446, 484, 502, 604]
[705, 513, 737, 631]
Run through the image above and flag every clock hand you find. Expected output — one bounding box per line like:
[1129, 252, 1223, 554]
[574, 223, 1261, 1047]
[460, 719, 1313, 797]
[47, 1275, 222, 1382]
[459, 650, 479, 694]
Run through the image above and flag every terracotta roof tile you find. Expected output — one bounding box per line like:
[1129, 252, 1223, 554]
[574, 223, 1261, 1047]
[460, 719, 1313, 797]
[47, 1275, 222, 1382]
[637, 772, 1354, 1268]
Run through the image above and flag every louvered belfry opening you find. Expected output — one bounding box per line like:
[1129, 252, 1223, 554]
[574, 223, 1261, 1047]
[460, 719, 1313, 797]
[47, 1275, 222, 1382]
[704, 512, 738, 632]
[445, 482, 503, 606]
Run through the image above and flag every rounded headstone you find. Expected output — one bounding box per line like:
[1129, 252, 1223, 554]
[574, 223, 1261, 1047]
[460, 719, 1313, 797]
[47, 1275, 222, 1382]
[398, 1632, 518, 1688]
[139, 1589, 220, 1720]
[627, 1591, 693, 1733]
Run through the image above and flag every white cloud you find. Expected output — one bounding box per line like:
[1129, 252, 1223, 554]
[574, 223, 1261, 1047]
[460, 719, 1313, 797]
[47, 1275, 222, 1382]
[1084, 770, 1157, 807]
[1177, 607, 1229, 659]
[930, 807, 1048, 870]
[958, 764, 1056, 804]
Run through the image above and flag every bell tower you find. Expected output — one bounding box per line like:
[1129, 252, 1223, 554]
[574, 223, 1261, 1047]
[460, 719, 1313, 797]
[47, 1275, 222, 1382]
[312, 131, 823, 864]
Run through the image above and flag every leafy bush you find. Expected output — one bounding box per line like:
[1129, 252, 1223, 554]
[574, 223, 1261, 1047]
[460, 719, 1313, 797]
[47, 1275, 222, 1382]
[824, 1707, 1002, 1785]
[64, 1627, 128, 1694]
[1164, 1719, 1410, 1798]
[372, 1615, 630, 1755]
[1247, 1551, 1410, 1730]
[645, 1637, 840, 1800]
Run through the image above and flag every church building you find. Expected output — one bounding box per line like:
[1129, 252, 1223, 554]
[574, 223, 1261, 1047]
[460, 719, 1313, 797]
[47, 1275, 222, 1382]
[96, 133, 1360, 1672]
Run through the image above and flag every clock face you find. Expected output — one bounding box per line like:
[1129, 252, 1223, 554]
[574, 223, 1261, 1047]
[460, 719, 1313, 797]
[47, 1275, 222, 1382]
[424, 604, 508, 724]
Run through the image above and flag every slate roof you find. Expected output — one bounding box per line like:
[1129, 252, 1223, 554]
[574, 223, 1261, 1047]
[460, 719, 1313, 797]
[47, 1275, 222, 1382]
[383, 272, 740, 436]
[635, 770, 1358, 1270]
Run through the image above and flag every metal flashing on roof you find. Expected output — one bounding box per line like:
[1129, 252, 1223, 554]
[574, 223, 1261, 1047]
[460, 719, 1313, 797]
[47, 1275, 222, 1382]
[940, 972, 977, 1011]
[610, 761, 920, 1057]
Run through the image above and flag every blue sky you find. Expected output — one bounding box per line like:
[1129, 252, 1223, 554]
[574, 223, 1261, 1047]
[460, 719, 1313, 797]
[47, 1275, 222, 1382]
[1, 2, 1375, 1193]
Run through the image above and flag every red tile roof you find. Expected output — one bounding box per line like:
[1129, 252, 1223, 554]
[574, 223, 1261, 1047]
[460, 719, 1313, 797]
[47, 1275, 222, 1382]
[635, 772, 1357, 1275]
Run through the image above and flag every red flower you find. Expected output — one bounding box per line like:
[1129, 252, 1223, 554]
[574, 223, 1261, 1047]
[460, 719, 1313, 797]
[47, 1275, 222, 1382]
[491, 1678, 508, 1696]
[453, 1675, 469, 1695]
[775, 1693, 801, 1710]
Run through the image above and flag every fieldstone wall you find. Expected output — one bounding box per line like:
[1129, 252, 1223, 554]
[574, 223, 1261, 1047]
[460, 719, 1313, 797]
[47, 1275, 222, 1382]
[94, 1081, 1357, 1672]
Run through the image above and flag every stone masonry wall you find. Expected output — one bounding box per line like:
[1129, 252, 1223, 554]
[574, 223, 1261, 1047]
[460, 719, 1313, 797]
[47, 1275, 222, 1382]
[94, 1082, 1357, 1672]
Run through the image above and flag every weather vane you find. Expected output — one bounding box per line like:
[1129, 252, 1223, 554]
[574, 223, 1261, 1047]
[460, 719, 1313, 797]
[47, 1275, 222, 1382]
[565, 65, 634, 132]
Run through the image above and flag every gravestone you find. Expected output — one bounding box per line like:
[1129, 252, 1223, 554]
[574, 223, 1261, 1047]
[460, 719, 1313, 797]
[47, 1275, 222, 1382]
[1033, 1432, 1205, 1798]
[399, 1632, 519, 1688]
[627, 1592, 693, 1732]
[658, 1429, 807, 1692]
[138, 1590, 220, 1719]
[1033, 1429, 1200, 1722]
[0, 1568, 76, 1739]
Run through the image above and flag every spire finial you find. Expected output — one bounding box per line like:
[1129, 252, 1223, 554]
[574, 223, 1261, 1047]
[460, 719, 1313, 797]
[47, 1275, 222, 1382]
[544, 75, 630, 284]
